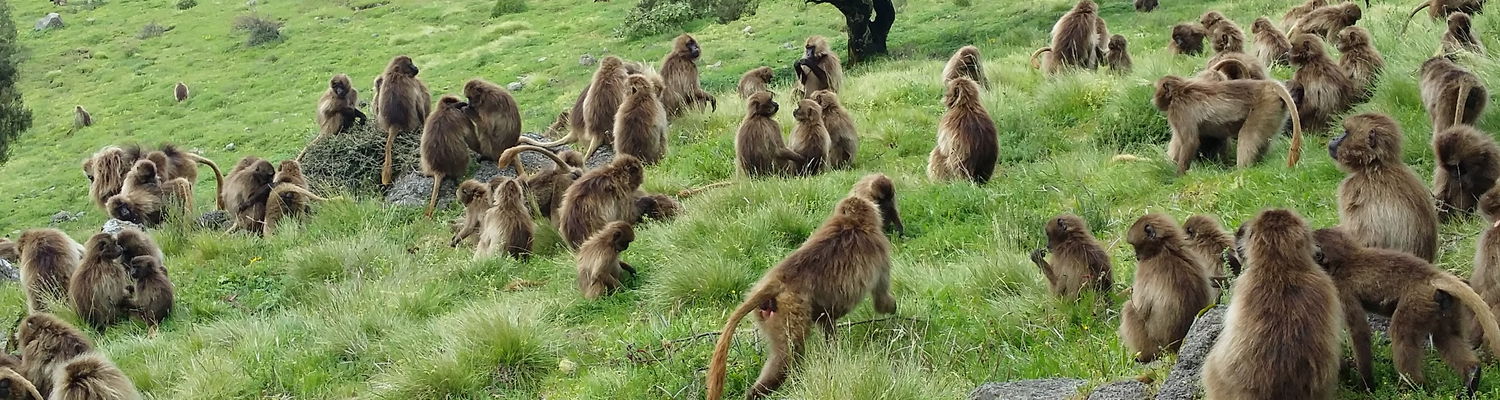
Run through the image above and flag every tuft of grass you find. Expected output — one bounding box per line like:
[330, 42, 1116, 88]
[136, 22, 168, 40]
[232, 14, 284, 46]
[492, 0, 527, 17]
[174, 0, 196, 9]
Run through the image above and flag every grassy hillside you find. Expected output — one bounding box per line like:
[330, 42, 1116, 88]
[2, 0, 1499, 398]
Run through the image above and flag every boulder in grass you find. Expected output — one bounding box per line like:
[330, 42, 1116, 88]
[969, 378, 1086, 400]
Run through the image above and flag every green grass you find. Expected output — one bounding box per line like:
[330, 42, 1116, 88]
[1, 0, 1498, 398]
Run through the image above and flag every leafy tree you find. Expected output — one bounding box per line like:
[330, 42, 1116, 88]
[0, 0, 32, 165]
[807, 0, 895, 64]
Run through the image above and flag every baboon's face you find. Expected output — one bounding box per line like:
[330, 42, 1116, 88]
[685, 38, 701, 59]
[331, 76, 351, 97]
[87, 234, 122, 259]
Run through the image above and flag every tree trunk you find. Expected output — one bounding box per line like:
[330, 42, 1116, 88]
[809, 0, 896, 64]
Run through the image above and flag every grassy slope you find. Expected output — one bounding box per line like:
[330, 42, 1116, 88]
[2, 0, 1499, 398]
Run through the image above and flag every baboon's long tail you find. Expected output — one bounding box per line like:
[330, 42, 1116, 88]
[499, 145, 572, 179]
[1433, 277, 1500, 356]
[1455, 83, 1472, 129]
[1402, 3, 1431, 34]
[1029, 48, 1052, 70]
[382, 127, 398, 186]
[678, 181, 734, 198]
[1271, 82, 1305, 166]
[191, 154, 226, 210]
[706, 287, 780, 400]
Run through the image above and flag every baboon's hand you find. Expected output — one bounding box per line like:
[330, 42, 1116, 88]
[1029, 248, 1048, 264]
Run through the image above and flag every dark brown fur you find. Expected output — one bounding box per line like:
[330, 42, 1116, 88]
[462, 79, 522, 163]
[737, 67, 773, 100]
[633, 193, 682, 223]
[476, 177, 534, 260]
[1288, 33, 1356, 132]
[16, 314, 93, 396]
[581, 56, 629, 157]
[705, 195, 895, 400]
[1292, 2, 1362, 39]
[114, 228, 163, 269]
[1203, 209, 1340, 399]
[1119, 213, 1211, 362]
[375, 55, 432, 185]
[1032, 0, 1106, 73]
[497, 145, 584, 219]
[48, 353, 139, 400]
[848, 174, 905, 235]
[314, 74, 366, 138]
[105, 160, 189, 226]
[262, 160, 326, 236]
[1472, 187, 1500, 349]
[150, 145, 225, 210]
[943, 46, 989, 89]
[1252, 17, 1293, 67]
[660, 34, 716, 117]
[1153, 75, 1303, 174]
[557, 155, 645, 248]
[1336, 26, 1385, 105]
[1205, 52, 1269, 81]
[613, 75, 669, 165]
[1442, 12, 1486, 54]
[1202, 12, 1245, 54]
[788, 99, 831, 176]
[1433, 125, 1500, 218]
[420, 95, 474, 218]
[70, 234, 133, 331]
[450, 180, 492, 247]
[1169, 23, 1208, 56]
[1134, 0, 1157, 12]
[1104, 34, 1132, 74]
[125, 255, 173, 329]
[735, 91, 802, 177]
[72, 106, 91, 130]
[1404, 0, 1487, 31]
[16, 229, 79, 313]
[793, 36, 843, 97]
[928, 78, 998, 184]
[1331, 113, 1440, 261]
[1284, 0, 1329, 29]
[1420, 56, 1488, 134]
[82, 146, 142, 210]
[1182, 214, 1233, 279]
[173, 82, 188, 102]
[0, 366, 42, 400]
[576, 221, 635, 299]
[811, 90, 858, 169]
[221, 157, 276, 234]
[1030, 214, 1113, 299]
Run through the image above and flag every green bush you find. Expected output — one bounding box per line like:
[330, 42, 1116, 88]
[175, 0, 196, 9]
[616, 0, 757, 38]
[0, 1, 31, 164]
[137, 22, 168, 39]
[491, 0, 526, 17]
[952, 0, 971, 6]
[232, 14, 284, 46]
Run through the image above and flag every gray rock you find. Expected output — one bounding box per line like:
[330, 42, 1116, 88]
[50, 211, 78, 225]
[969, 378, 1086, 400]
[1090, 380, 1148, 400]
[1368, 313, 1390, 334]
[579, 54, 596, 66]
[34, 13, 63, 31]
[385, 172, 460, 208]
[0, 259, 19, 282]
[507, 81, 524, 92]
[742, 25, 753, 34]
[197, 210, 229, 230]
[225, 142, 236, 151]
[1156, 306, 1227, 400]
[781, 42, 795, 50]
[101, 219, 145, 235]
[709, 61, 723, 69]
[537, 57, 547, 62]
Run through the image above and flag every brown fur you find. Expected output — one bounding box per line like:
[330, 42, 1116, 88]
[1252, 17, 1293, 67]
[1182, 214, 1233, 279]
[314, 74, 366, 141]
[811, 90, 858, 169]
[16, 314, 93, 396]
[1203, 209, 1340, 399]
[16, 229, 79, 313]
[1433, 125, 1500, 218]
[450, 180, 492, 247]
[497, 145, 585, 219]
[942, 46, 989, 89]
[1119, 213, 1211, 363]
[0, 366, 43, 400]
[262, 160, 326, 235]
[82, 146, 143, 210]
[793, 36, 843, 97]
[534, 60, 656, 152]
[1134, 0, 1156, 12]
[1104, 34, 1132, 74]
[1030, 214, 1113, 300]
[375, 55, 432, 186]
[125, 256, 173, 328]
[633, 192, 682, 223]
[151, 145, 224, 210]
[420, 95, 474, 218]
[72, 106, 91, 130]
[1442, 12, 1486, 55]
[1284, 0, 1329, 29]
[614, 75, 669, 165]
[70, 234, 133, 331]
[705, 195, 895, 400]
[928, 78, 999, 184]
[737, 67, 774, 100]
[1332, 113, 1440, 261]
[173, 82, 188, 102]
[1314, 227, 1500, 394]
[462, 79, 522, 163]
[1153, 75, 1303, 174]
[1472, 187, 1500, 348]
[735, 91, 803, 177]
[1336, 26, 1385, 104]
[1404, 0, 1487, 31]
[557, 155, 645, 248]
[113, 228, 163, 269]
[1032, 0, 1106, 73]
[221, 157, 275, 234]
[1288, 33, 1356, 132]
[1202, 12, 1245, 54]
[847, 174, 905, 235]
[48, 353, 139, 400]
[660, 34, 716, 117]
[105, 160, 190, 227]
[575, 221, 635, 299]
[581, 57, 630, 157]
[1291, 2, 1362, 39]
[1420, 56, 1488, 134]
[0, 238, 15, 264]
[1169, 23, 1208, 56]
[788, 99, 831, 176]
[1205, 52, 1269, 81]
[475, 177, 534, 260]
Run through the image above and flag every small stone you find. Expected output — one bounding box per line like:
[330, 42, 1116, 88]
[742, 25, 753, 34]
[225, 143, 236, 151]
[579, 54, 596, 66]
[34, 13, 64, 31]
[101, 219, 145, 235]
[709, 61, 723, 69]
[245, 0, 258, 6]
[50, 211, 77, 225]
[197, 210, 229, 230]
[781, 42, 795, 50]
[537, 57, 547, 62]
[558, 359, 576, 374]
[507, 82, 524, 92]
[0, 259, 19, 282]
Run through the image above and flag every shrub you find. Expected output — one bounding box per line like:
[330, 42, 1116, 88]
[232, 14, 283, 46]
[491, 0, 526, 17]
[952, 0, 971, 6]
[137, 22, 168, 39]
[616, 0, 757, 38]
[175, 0, 196, 9]
[0, 1, 31, 164]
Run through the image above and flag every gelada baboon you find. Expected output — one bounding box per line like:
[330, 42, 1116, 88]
[70, 234, 133, 331]
[1288, 33, 1355, 133]
[1404, 0, 1487, 32]
[462, 79, 522, 164]
[420, 95, 474, 218]
[613, 74, 669, 165]
[811, 90, 858, 169]
[736, 91, 802, 177]
[475, 177, 533, 260]
[788, 99, 831, 176]
[633, 192, 682, 223]
[222, 157, 275, 234]
[1313, 227, 1500, 394]
[73, 106, 91, 130]
[1201, 11, 1244, 54]
[498, 145, 584, 219]
[1119, 213, 1211, 362]
[450, 180, 491, 247]
[1433, 125, 1500, 218]
[660, 34, 716, 117]
[126, 255, 173, 333]
[1291, 2, 1362, 39]
[557, 155, 645, 248]
[1182, 214, 1233, 279]
[1473, 187, 1500, 345]
[1205, 52, 1269, 81]
[928, 77, 998, 184]
[1442, 12, 1486, 54]
[314, 74, 366, 138]
[16, 313, 93, 396]
[1169, 23, 1208, 56]
[148, 144, 225, 210]
[1134, 0, 1157, 12]
[1029, 214, 1113, 300]
[1030, 0, 1107, 73]
[1104, 34, 1132, 73]
[1336, 26, 1385, 104]
[0, 366, 42, 400]
[82, 146, 142, 210]
[0, 238, 15, 263]
[375, 55, 432, 186]
[1153, 75, 1303, 174]
[16, 229, 79, 313]
[1420, 56, 1488, 134]
[1203, 209, 1340, 399]
[576, 221, 635, 299]
[106, 160, 190, 226]
[705, 195, 895, 400]
[942, 46, 988, 89]
[737, 67, 774, 100]
[262, 160, 327, 236]
[847, 173, 905, 235]
[1332, 113, 1439, 261]
[1252, 17, 1292, 67]
[48, 352, 141, 400]
[535, 56, 628, 158]
[173, 82, 188, 102]
[793, 36, 843, 98]
[1284, 0, 1329, 29]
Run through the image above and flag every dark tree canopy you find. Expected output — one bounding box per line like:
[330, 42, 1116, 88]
[0, 0, 31, 165]
[808, 0, 895, 64]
